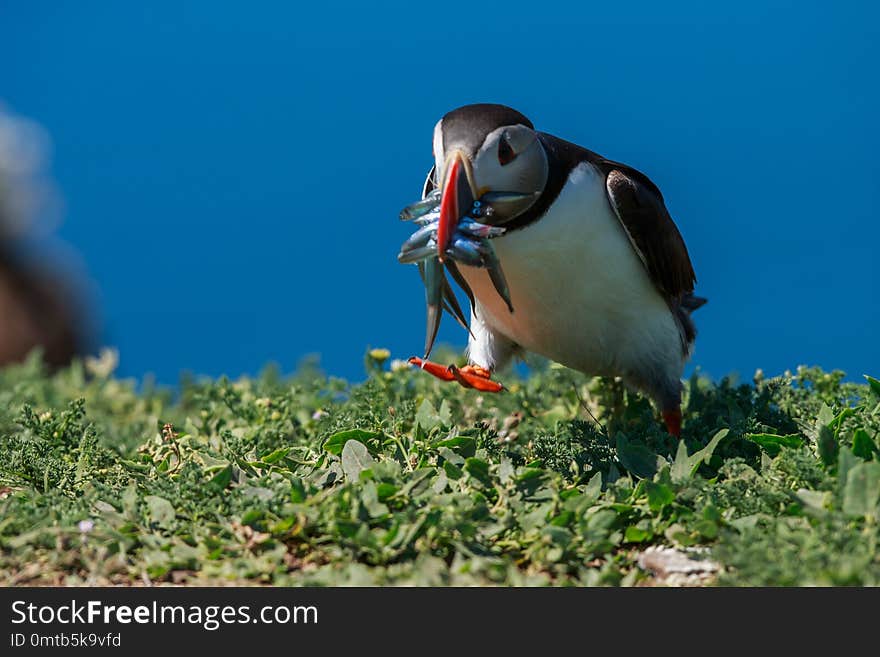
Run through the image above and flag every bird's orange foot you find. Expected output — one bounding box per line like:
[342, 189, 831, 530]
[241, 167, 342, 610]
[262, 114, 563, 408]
[408, 357, 504, 392]
[662, 408, 682, 438]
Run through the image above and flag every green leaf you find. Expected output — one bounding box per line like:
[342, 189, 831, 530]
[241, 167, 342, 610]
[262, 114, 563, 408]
[323, 429, 380, 455]
[852, 429, 877, 461]
[398, 467, 435, 495]
[121, 482, 139, 519]
[644, 481, 674, 512]
[842, 462, 880, 518]
[694, 519, 719, 540]
[241, 508, 263, 527]
[817, 425, 838, 468]
[498, 458, 515, 484]
[729, 514, 761, 532]
[144, 495, 176, 529]
[691, 429, 729, 468]
[745, 433, 804, 457]
[376, 483, 397, 501]
[415, 399, 445, 431]
[290, 477, 307, 503]
[702, 504, 722, 522]
[865, 375, 880, 398]
[542, 525, 573, 547]
[516, 468, 544, 483]
[830, 408, 854, 431]
[119, 459, 150, 473]
[837, 448, 859, 499]
[207, 464, 232, 490]
[464, 458, 491, 486]
[438, 399, 453, 426]
[817, 403, 835, 428]
[550, 511, 574, 527]
[616, 434, 661, 479]
[795, 488, 829, 512]
[671, 429, 729, 482]
[813, 404, 839, 467]
[671, 440, 690, 482]
[583, 472, 603, 501]
[437, 446, 464, 466]
[624, 525, 652, 543]
[260, 447, 290, 464]
[341, 440, 375, 481]
[443, 461, 463, 480]
[435, 436, 476, 458]
[360, 482, 389, 518]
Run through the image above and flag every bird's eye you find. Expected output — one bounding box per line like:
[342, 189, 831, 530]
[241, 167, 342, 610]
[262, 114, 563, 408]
[497, 136, 517, 166]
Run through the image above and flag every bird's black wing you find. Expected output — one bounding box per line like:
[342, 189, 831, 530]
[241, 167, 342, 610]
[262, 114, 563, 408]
[597, 159, 696, 301]
[530, 134, 696, 302]
[533, 133, 702, 352]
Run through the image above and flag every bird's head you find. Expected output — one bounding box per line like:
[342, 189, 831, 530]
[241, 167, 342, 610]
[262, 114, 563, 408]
[430, 104, 548, 254]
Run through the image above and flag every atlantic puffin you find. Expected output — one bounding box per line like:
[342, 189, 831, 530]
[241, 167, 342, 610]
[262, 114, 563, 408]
[408, 104, 706, 436]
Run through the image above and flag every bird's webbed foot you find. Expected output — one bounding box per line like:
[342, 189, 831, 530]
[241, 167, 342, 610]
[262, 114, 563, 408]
[407, 357, 504, 393]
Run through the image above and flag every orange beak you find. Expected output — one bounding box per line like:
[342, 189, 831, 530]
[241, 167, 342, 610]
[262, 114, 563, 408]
[437, 153, 474, 262]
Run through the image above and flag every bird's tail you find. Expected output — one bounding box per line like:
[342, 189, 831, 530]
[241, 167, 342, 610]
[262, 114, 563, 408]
[680, 294, 708, 313]
[673, 294, 707, 351]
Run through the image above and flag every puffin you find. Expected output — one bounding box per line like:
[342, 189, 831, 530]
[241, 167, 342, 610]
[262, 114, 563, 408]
[409, 103, 705, 437]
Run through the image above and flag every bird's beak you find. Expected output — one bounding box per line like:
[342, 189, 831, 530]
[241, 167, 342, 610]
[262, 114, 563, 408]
[437, 151, 476, 262]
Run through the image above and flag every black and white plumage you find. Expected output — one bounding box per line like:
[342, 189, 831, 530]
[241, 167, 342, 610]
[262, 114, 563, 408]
[415, 103, 705, 435]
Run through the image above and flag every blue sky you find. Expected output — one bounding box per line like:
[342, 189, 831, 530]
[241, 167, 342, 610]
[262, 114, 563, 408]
[1, 1, 877, 383]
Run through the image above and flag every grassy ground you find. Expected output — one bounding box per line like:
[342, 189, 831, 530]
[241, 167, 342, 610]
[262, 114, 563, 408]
[1, 349, 879, 586]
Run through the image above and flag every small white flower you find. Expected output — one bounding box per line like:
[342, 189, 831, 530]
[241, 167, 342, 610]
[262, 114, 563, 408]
[390, 359, 410, 373]
[78, 519, 94, 534]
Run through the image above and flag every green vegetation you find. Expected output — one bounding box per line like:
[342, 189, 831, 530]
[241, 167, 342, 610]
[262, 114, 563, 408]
[1, 349, 879, 586]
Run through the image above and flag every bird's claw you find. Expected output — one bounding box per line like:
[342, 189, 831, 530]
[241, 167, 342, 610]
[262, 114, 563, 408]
[408, 357, 504, 393]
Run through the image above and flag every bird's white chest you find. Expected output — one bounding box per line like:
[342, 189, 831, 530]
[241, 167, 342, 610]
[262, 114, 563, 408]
[459, 162, 680, 375]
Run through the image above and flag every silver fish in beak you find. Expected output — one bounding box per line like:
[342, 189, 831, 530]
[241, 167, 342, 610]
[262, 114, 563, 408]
[398, 188, 441, 221]
[397, 184, 515, 358]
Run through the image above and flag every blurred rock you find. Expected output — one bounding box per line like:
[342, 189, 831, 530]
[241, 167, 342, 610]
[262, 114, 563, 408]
[637, 545, 720, 586]
[0, 103, 90, 367]
[0, 248, 81, 366]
